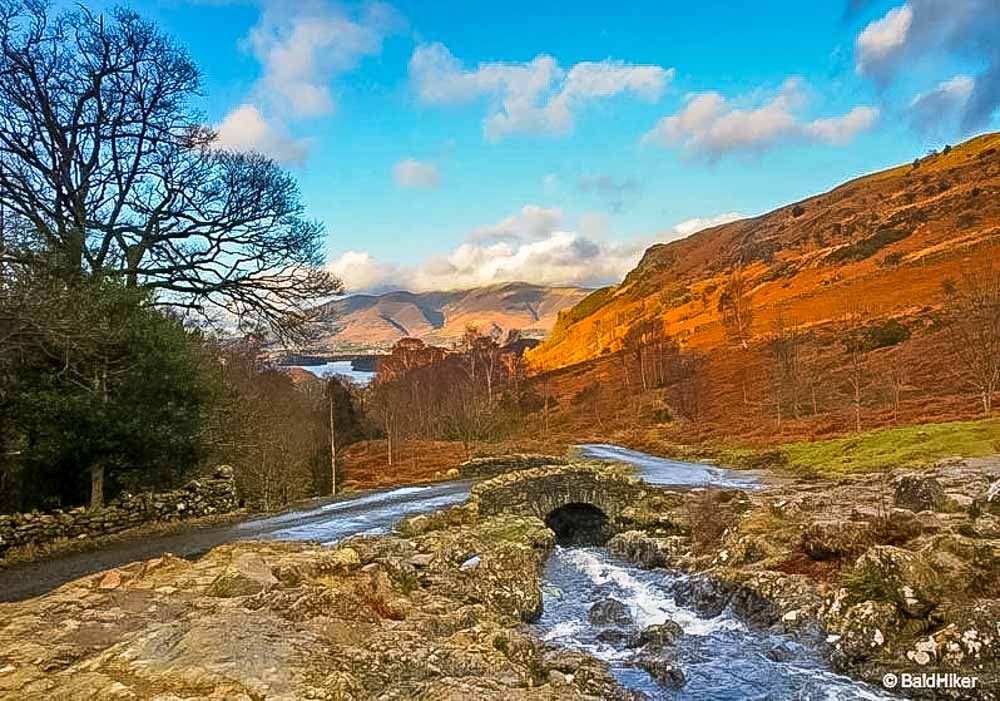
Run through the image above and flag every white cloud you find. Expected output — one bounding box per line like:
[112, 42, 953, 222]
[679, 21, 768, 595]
[853, 1, 1000, 132]
[215, 104, 309, 164]
[855, 4, 913, 77]
[469, 204, 565, 244]
[666, 212, 745, 239]
[804, 106, 881, 145]
[642, 78, 878, 159]
[247, 0, 400, 117]
[328, 205, 744, 293]
[327, 250, 400, 294]
[392, 158, 440, 188]
[409, 42, 673, 140]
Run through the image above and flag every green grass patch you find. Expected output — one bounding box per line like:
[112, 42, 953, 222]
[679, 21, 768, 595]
[780, 419, 1000, 477]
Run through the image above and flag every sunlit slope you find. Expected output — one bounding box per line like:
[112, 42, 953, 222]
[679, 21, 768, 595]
[529, 132, 1000, 370]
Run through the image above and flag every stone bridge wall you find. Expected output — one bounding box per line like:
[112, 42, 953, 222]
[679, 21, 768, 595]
[472, 464, 648, 523]
[458, 454, 570, 480]
[0, 466, 239, 556]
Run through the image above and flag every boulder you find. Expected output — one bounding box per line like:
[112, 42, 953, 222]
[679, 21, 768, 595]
[801, 520, 874, 560]
[588, 598, 633, 626]
[846, 546, 940, 617]
[636, 654, 686, 689]
[626, 621, 683, 650]
[828, 600, 901, 665]
[595, 629, 630, 645]
[607, 531, 688, 568]
[765, 641, 798, 662]
[671, 574, 734, 618]
[894, 474, 947, 512]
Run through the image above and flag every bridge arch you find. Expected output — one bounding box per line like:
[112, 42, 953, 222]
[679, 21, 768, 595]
[473, 464, 647, 544]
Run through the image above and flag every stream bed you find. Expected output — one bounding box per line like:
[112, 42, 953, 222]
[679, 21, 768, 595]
[535, 546, 897, 700]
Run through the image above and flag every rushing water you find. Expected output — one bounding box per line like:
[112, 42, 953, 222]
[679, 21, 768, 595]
[535, 547, 896, 700]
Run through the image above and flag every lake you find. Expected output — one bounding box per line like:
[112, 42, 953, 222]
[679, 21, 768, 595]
[287, 360, 376, 386]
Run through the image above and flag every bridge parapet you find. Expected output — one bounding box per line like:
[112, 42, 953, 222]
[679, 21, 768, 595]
[472, 463, 647, 524]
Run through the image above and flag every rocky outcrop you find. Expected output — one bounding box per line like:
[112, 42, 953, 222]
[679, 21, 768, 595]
[588, 598, 633, 626]
[0, 509, 636, 700]
[607, 530, 689, 568]
[895, 474, 947, 512]
[0, 465, 239, 557]
[609, 457, 1000, 700]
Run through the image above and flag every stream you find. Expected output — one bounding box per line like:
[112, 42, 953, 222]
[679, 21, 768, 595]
[534, 446, 895, 699]
[535, 547, 894, 700]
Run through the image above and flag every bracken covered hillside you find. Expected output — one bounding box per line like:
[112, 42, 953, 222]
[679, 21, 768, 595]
[529, 132, 1000, 370]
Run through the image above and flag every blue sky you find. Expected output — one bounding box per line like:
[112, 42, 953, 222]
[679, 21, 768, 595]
[102, 0, 1000, 292]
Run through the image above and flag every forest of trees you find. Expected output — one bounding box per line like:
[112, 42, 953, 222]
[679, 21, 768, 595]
[0, 3, 342, 514]
[368, 328, 541, 465]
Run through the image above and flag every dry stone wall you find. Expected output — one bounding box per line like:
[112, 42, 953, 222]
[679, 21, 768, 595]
[0, 465, 239, 556]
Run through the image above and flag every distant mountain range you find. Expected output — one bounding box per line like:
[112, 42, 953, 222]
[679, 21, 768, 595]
[310, 282, 591, 352]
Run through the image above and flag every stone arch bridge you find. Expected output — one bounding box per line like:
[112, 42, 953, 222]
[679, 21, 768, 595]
[472, 464, 649, 545]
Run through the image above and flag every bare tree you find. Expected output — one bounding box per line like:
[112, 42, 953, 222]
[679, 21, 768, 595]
[878, 351, 910, 424]
[841, 305, 874, 432]
[766, 310, 803, 428]
[944, 265, 1000, 416]
[0, 3, 340, 338]
[718, 265, 754, 349]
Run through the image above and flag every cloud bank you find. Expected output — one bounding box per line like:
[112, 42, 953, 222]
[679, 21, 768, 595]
[855, 0, 1000, 133]
[409, 42, 673, 140]
[642, 78, 879, 159]
[328, 206, 744, 294]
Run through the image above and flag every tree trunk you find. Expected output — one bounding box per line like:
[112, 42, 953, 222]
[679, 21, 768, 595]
[329, 394, 337, 495]
[89, 463, 105, 510]
[387, 425, 393, 468]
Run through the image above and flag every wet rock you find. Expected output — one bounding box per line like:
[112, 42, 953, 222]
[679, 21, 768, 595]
[607, 531, 689, 568]
[627, 621, 683, 650]
[729, 585, 778, 628]
[671, 574, 734, 618]
[800, 520, 874, 560]
[766, 641, 798, 662]
[895, 474, 947, 512]
[588, 598, 633, 626]
[596, 628, 631, 645]
[636, 654, 686, 689]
